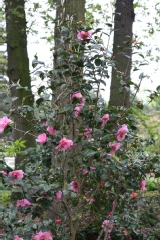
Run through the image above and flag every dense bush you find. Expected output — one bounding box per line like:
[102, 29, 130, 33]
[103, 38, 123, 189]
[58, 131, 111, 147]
[1, 8, 160, 240]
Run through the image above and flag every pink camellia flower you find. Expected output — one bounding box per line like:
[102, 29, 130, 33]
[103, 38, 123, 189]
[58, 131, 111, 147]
[77, 30, 92, 41]
[123, 230, 128, 236]
[36, 133, 47, 143]
[14, 235, 23, 240]
[8, 170, 24, 180]
[84, 127, 92, 138]
[80, 98, 85, 106]
[0, 116, 12, 133]
[55, 219, 61, 223]
[70, 181, 79, 192]
[32, 231, 53, 240]
[106, 236, 111, 240]
[42, 121, 47, 126]
[56, 137, 73, 151]
[140, 180, 146, 191]
[114, 124, 128, 141]
[47, 126, 57, 135]
[86, 198, 95, 203]
[73, 97, 85, 117]
[74, 105, 82, 117]
[1, 170, 7, 175]
[101, 114, 109, 127]
[82, 169, 89, 175]
[90, 166, 96, 171]
[72, 92, 82, 99]
[109, 142, 120, 155]
[142, 230, 147, 235]
[108, 211, 112, 216]
[55, 191, 62, 200]
[131, 192, 137, 198]
[102, 220, 113, 233]
[16, 199, 32, 207]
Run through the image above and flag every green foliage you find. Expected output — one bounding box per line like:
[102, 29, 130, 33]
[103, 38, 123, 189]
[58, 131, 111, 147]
[3, 138, 26, 157]
[132, 97, 160, 154]
[146, 177, 160, 191]
[0, 190, 11, 205]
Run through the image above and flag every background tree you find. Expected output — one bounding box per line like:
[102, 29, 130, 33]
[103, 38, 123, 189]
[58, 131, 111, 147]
[109, 0, 134, 107]
[5, 0, 35, 167]
[52, 0, 85, 153]
[0, 8, 9, 131]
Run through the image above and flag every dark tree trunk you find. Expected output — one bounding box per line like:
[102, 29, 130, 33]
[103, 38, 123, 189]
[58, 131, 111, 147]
[109, 0, 134, 107]
[5, 0, 35, 168]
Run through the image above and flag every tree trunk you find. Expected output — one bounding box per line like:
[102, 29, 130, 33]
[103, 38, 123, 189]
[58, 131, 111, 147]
[54, 0, 85, 68]
[50, 1, 85, 239]
[5, 0, 35, 168]
[53, 0, 85, 159]
[109, 0, 134, 107]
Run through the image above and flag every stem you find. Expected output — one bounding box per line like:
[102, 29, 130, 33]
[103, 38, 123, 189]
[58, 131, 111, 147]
[117, 77, 143, 124]
[62, 201, 78, 240]
[62, 150, 67, 190]
[97, 186, 121, 240]
[104, 187, 120, 240]
[12, 126, 36, 137]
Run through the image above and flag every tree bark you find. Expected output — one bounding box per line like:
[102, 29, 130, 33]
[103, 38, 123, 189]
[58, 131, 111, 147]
[50, 1, 85, 239]
[5, 0, 35, 167]
[53, 0, 85, 159]
[109, 0, 134, 107]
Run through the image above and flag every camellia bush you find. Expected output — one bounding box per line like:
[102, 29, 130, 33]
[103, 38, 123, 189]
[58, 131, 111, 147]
[1, 4, 160, 240]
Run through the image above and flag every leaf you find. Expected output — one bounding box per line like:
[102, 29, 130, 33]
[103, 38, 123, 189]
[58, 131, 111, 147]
[95, 59, 101, 66]
[138, 54, 144, 59]
[155, 173, 160, 178]
[32, 60, 39, 68]
[99, 79, 106, 86]
[151, 156, 159, 163]
[105, 23, 112, 27]
[19, 142, 26, 148]
[38, 86, 45, 95]
[12, 188, 23, 193]
[86, 150, 97, 157]
[61, 26, 69, 34]
[63, 104, 73, 112]
[75, 60, 84, 67]
[59, 51, 70, 57]
[136, 103, 143, 109]
[36, 98, 44, 106]
[105, 181, 111, 187]
[94, 28, 103, 33]
[32, 60, 44, 68]
[139, 72, 144, 80]
[156, 85, 160, 92]
[112, 155, 120, 163]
